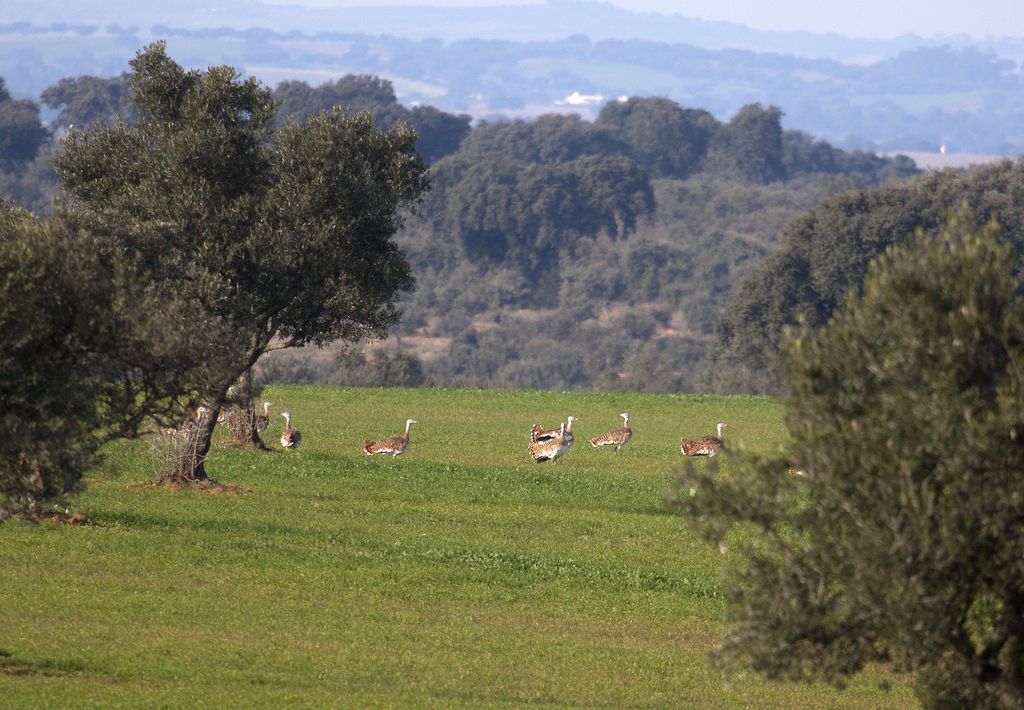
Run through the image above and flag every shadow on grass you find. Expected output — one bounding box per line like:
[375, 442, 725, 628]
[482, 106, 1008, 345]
[0, 649, 86, 678]
[99, 508, 297, 537]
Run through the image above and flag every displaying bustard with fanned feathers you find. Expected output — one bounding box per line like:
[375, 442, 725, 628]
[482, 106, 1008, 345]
[681, 422, 726, 457]
[532, 415, 576, 446]
[364, 419, 416, 458]
[528, 421, 570, 463]
[590, 413, 632, 453]
[280, 411, 302, 449]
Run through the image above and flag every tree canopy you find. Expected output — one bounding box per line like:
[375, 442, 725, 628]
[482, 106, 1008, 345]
[41, 73, 135, 131]
[0, 84, 47, 165]
[54, 42, 429, 480]
[714, 159, 1024, 392]
[671, 216, 1024, 707]
[272, 75, 471, 163]
[425, 152, 654, 281]
[596, 96, 716, 179]
[460, 113, 628, 164]
[0, 204, 230, 518]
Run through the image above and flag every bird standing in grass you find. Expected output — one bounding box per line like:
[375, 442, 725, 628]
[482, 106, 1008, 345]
[563, 415, 576, 449]
[531, 416, 576, 446]
[681, 422, 726, 457]
[529, 421, 569, 463]
[280, 411, 302, 449]
[590, 413, 632, 453]
[364, 419, 416, 458]
[255, 401, 273, 433]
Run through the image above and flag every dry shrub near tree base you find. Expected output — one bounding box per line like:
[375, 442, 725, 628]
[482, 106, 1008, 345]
[225, 404, 272, 451]
[149, 412, 211, 486]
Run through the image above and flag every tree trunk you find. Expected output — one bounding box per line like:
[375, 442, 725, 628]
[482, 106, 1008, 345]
[155, 405, 216, 485]
[226, 404, 272, 451]
[225, 367, 272, 450]
[155, 350, 271, 483]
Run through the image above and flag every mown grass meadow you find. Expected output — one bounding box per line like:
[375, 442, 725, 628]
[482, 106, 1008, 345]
[0, 387, 916, 707]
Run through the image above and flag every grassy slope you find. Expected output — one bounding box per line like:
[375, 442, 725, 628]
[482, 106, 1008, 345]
[0, 387, 915, 707]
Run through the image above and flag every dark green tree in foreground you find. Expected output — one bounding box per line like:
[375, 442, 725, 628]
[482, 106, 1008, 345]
[0, 205, 232, 519]
[55, 42, 428, 482]
[670, 216, 1024, 708]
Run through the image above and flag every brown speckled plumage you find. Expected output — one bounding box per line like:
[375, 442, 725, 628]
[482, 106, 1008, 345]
[255, 401, 273, 433]
[529, 422, 570, 463]
[531, 416, 576, 444]
[590, 413, 632, 453]
[364, 419, 416, 458]
[280, 411, 302, 449]
[681, 422, 726, 457]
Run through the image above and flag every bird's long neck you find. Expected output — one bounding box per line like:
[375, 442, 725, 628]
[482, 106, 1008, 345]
[404, 421, 413, 439]
[622, 415, 630, 428]
[284, 413, 292, 429]
[566, 418, 574, 434]
[717, 423, 724, 439]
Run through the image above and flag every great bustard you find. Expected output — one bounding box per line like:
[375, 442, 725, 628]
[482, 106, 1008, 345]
[363, 419, 416, 458]
[681, 422, 726, 457]
[255, 401, 273, 433]
[529, 421, 569, 463]
[590, 413, 632, 453]
[280, 411, 302, 449]
[532, 416, 576, 445]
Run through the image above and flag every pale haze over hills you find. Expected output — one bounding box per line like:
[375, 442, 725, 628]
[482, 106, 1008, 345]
[267, 0, 1024, 40]
[9, 0, 1024, 43]
[3, 0, 1024, 155]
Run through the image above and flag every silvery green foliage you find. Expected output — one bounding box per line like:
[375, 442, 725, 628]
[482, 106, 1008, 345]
[671, 215, 1024, 708]
[54, 42, 429, 481]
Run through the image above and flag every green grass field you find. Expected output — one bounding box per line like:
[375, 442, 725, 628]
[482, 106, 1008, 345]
[0, 386, 916, 707]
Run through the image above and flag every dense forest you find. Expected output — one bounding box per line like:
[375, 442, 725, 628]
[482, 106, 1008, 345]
[714, 159, 1024, 393]
[1, 68, 923, 393]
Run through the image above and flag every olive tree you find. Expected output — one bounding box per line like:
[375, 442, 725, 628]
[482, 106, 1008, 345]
[55, 42, 428, 482]
[0, 205, 232, 518]
[670, 216, 1024, 708]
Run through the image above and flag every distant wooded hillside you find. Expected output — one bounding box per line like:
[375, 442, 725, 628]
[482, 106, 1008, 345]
[369, 98, 917, 392]
[0, 68, 921, 392]
[1, 20, 1023, 154]
[713, 158, 1024, 393]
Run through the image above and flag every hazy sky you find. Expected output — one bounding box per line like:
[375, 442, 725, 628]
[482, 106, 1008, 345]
[268, 0, 1024, 39]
